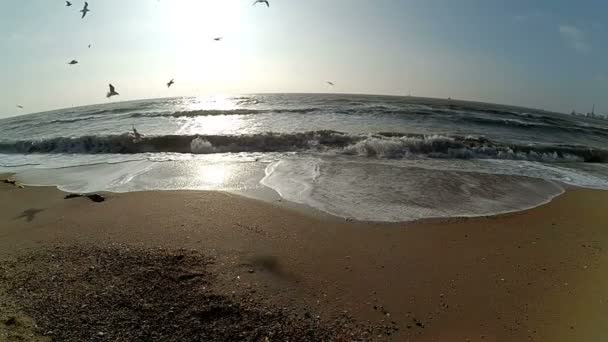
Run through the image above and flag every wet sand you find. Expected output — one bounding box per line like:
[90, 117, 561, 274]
[1, 179, 608, 341]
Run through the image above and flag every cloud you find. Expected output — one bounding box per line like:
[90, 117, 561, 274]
[559, 25, 591, 53]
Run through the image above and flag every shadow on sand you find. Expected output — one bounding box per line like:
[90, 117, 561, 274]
[14, 208, 45, 222]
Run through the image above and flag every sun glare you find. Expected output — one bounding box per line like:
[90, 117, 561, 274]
[165, 0, 244, 82]
[168, 0, 242, 40]
[195, 163, 232, 187]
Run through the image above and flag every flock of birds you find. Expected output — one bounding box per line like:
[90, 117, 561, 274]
[16, 0, 335, 110]
[65, 1, 90, 18]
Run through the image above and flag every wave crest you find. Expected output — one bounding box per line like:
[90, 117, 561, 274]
[1, 131, 606, 163]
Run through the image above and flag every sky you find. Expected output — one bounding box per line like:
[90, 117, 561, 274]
[0, 0, 607, 117]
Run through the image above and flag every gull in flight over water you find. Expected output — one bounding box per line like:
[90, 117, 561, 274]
[326, 81, 335, 86]
[65, 1, 72, 6]
[68, 60, 79, 65]
[253, 0, 270, 7]
[167, 79, 175, 88]
[80, 2, 90, 18]
[16, 105, 24, 109]
[107, 84, 119, 98]
[131, 125, 143, 142]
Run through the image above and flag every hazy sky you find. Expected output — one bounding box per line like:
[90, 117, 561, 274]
[1, 0, 607, 117]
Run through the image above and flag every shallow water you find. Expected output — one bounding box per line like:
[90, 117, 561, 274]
[1, 94, 607, 221]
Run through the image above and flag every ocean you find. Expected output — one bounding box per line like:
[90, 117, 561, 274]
[1, 94, 608, 221]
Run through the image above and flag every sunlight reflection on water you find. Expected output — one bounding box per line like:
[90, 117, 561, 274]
[177, 95, 250, 135]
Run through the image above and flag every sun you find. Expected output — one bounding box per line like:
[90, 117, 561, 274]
[167, 0, 242, 37]
[165, 0, 244, 82]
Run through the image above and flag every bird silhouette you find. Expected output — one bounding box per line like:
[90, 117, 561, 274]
[167, 79, 175, 88]
[132, 125, 143, 140]
[80, 2, 90, 18]
[66, 1, 72, 6]
[326, 81, 335, 86]
[16, 105, 24, 109]
[213, 37, 223, 41]
[107, 84, 119, 98]
[68, 60, 79, 65]
[253, 0, 270, 7]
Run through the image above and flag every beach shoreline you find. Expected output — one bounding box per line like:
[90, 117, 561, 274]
[1, 179, 608, 341]
[9, 170, 580, 226]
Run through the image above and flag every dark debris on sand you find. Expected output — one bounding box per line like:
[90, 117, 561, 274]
[0, 245, 385, 342]
[64, 193, 105, 203]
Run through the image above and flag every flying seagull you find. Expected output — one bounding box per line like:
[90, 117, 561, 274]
[80, 2, 90, 18]
[213, 37, 223, 41]
[167, 79, 175, 88]
[131, 125, 143, 142]
[66, 1, 72, 6]
[326, 81, 335, 86]
[253, 0, 269, 7]
[16, 105, 24, 109]
[107, 84, 119, 98]
[68, 60, 79, 65]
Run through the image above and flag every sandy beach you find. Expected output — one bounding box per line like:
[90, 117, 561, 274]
[1, 178, 608, 341]
[3, 0, 608, 340]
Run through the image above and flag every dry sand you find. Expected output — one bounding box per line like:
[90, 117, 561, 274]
[1, 178, 607, 341]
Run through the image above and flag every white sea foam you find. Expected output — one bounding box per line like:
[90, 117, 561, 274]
[261, 158, 566, 222]
[190, 138, 216, 154]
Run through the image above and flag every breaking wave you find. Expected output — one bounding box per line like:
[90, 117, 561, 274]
[1, 131, 607, 163]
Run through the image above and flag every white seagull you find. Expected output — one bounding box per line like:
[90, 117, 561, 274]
[80, 2, 90, 18]
[253, 0, 269, 7]
[107, 84, 119, 98]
